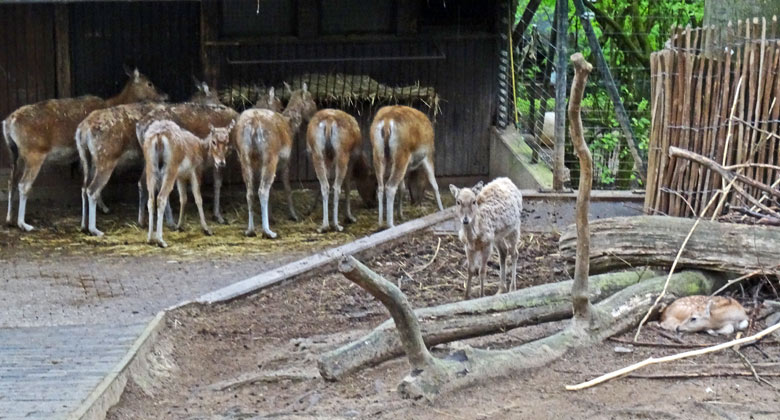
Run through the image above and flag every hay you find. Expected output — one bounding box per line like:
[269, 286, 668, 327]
[6, 189, 452, 261]
[219, 73, 441, 114]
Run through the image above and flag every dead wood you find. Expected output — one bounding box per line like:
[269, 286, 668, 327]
[559, 215, 780, 275]
[319, 269, 659, 381]
[334, 255, 717, 401]
[568, 52, 594, 322]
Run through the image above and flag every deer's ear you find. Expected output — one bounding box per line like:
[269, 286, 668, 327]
[302, 82, 308, 92]
[133, 68, 140, 81]
[268, 86, 275, 99]
[704, 300, 714, 317]
[227, 120, 236, 131]
[201, 82, 210, 95]
[472, 181, 484, 195]
[208, 123, 215, 132]
[449, 184, 460, 198]
[283, 81, 292, 93]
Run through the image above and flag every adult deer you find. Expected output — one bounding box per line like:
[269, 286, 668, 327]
[370, 105, 443, 228]
[234, 83, 316, 238]
[3, 67, 167, 231]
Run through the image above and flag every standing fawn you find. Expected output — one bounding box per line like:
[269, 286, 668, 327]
[660, 295, 749, 335]
[306, 109, 376, 232]
[450, 177, 524, 300]
[234, 83, 316, 238]
[370, 105, 443, 228]
[135, 102, 238, 227]
[143, 120, 234, 248]
[3, 67, 166, 231]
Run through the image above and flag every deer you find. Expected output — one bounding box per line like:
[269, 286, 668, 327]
[254, 86, 284, 112]
[77, 81, 227, 237]
[143, 120, 234, 248]
[234, 83, 316, 238]
[660, 295, 749, 335]
[135, 102, 238, 228]
[3, 67, 167, 231]
[305, 109, 377, 232]
[369, 105, 443, 228]
[450, 177, 524, 300]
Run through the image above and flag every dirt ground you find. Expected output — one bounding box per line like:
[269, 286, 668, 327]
[106, 231, 780, 420]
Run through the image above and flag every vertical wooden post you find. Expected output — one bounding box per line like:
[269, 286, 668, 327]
[572, 0, 647, 184]
[200, 0, 221, 89]
[54, 4, 71, 98]
[553, 0, 568, 190]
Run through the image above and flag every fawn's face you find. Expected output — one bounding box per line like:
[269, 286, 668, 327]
[191, 81, 222, 106]
[676, 300, 713, 332]
[207, 121, 234, 168]
[449, 182, 483, 225]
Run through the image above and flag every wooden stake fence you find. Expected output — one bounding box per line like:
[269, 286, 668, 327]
[646, 17, 780, 217]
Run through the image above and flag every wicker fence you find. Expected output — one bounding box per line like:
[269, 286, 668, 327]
[646, 17, 780, 217]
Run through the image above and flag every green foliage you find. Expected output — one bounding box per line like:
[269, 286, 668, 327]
[514, 0, 703, 187]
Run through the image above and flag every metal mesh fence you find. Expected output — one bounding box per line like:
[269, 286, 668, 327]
[513, 2, 701, 189]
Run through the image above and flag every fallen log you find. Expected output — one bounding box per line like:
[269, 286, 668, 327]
[559, 215, 780, 275]
[336, 256, 718, 401]
[318, 268, 659, 380]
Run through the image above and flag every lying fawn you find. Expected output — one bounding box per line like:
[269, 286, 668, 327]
[3, 67, 166, 231]
[660, 295, 749, 335]
[143, 120, 234, 248]
[135, 102, 238, 226]
[450, 177, 524, 300]
[370, 105, 443, 228]
[306, 109, 376, 232]
[234, 83, 316, 238]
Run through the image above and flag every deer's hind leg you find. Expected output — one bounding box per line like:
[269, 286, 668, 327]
[385, 152, 411, 228]
[258, 154, 280, 239]
[6, 155, 23, 226]
[279, 155, 298, 222]
[506, 227, 521, 291]
[311, 153, 330, 233]
[175, 179, 188, 231]
[85, 161, 119, 237]
[331, 149, 350, 232]
[16, 152, 45, 232]
[153, 166, 178, 248]
[421, 155, 443, 211]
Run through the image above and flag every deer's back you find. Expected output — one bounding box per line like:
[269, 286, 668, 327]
[475, 178, 523, 237]
[306, 109, 361, 157]
[370, 105, 433, 153]
[661, 296, 748, 331]
[81, 103, 166, 161]
[6, 95, 106, 152]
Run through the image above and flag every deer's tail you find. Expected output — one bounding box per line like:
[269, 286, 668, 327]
[2, 118, 18, 166]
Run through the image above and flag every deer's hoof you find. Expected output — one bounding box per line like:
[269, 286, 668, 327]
[317, 225, 330, 234]
[156, 239, 168, 249]
[99, 206, 111, 215]
[215, 216, 228, 225]
[263, 230, 278, 239]
[203, 228, 213, 236]
[334, 224, 344, 232]
[245, 229, 257, 237]
[346, 215, 357, 224]
[18, 222, 34, 232]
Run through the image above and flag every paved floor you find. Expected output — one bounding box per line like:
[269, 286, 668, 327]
[0, 322, 148, 420]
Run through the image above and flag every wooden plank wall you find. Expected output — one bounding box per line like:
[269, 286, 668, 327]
[0, 3, 57, 168]
[646, 17, 780, 218]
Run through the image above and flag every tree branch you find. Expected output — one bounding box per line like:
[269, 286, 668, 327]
[584, 1, 650, 68]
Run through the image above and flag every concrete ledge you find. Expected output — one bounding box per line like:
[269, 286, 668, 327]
[196, 207, 456, 305]
[67, 312, 166, 420]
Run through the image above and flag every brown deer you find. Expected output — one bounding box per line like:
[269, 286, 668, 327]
[135, 103, 238, 227]
[77, 82, 226, 237]
[369, 105, 443, 228]
[234, 83, 316, 238]
[306, 109, 377, 232]
[254, 86, 283, 112]
[3, 67, 167, 231]
[190, 77, 223, 106]
[660, 296, 749, 335]
[143, 120, 233, 248]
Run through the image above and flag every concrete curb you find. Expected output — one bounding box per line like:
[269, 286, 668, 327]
[66, 312, 166, 420]
[69, 208, 454, 419]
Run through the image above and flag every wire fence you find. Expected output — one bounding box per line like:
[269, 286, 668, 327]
[513, 6, 700, 189]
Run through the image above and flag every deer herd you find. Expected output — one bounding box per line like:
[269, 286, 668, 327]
[2, 67, 446, 247]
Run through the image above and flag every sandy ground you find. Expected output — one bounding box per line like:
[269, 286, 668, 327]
[105, 231, 780, 420]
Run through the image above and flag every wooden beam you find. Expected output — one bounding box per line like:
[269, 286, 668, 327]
[54, 4, 71, 98]
[200, 0, 221, 88]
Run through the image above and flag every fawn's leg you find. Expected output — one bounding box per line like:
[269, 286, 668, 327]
[85, 161, 119, 237]
[372, 140, 386, 227]
[496, 241, 509, 294]
[507, 228, 520, 291]
[421, 156, 443, 211]
[175, 179, 187, 231]
[478, 246, 490, 298]
[212, 165, 226, 224]
[344, 157, 356, 223]
[137, 171, 147, 227]
[16, 153, 45, 232]
[258, 155, 279, 239]
[154, 171, 177, 248]
[190, 172, 212, 236]
[279, 157, 298, 222]
[312, 154, 330, 233]
[6, 154, 23, 226]
[145, 164, 157, 244]
[464, 246, 475, 300]
[239, 151, 257, 237]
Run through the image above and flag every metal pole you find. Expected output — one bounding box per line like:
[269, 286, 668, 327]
[572, 0, 647, 183]
[553, 0, 568, 190]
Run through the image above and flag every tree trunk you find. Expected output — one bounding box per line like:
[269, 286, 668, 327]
[318, 269, 659, 381]
[333, 256, 719, 401]
[559, 215, 780, 275]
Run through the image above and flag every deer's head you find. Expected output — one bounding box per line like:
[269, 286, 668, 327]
[122, 66, 168, 102]
[450, 181, 484, 225]
[207, 121, 235, 168]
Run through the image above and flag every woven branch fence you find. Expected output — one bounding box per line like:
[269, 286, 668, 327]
[646, 17, 780, 217]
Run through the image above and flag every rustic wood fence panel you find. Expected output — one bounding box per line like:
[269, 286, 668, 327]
[646, 17, 780, 218]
